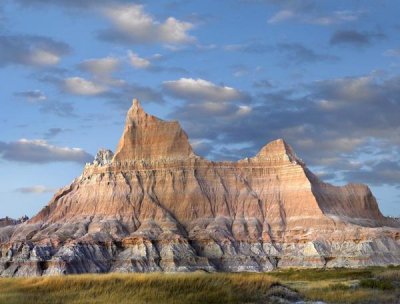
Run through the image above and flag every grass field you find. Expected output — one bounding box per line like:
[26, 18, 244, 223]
[269, 266, 400, 303]
[0, 266, 399, 304]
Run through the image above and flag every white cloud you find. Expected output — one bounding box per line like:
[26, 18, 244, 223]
[15, 185, 56, 194]
[236, 105, 252, 116]
[128, 51, 150, 69]
[188, 102, 252, 117]
[79, 56, 120, 75]
[0, 139, 92, 164]
[101, 4, 195, 44]
[307, 10, 361, 26]
[318, 76, 376, 102]
[190, 139, 213, 156]
[201, 101, 231, 113]
[268, 10, 295, 24]
[384, 48, 400, 57]
[163, 78, 245, 102]
[28, 49, 61, 65]
[268, 9, 362, 26]
[159, 17, 194, 44]
[64, 77, 107, 95]
[0, 34, 70, 68]
[317, 99, 337, 111]
[14, 90, 47, 103]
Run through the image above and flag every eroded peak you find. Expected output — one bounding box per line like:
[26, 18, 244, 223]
[131, 98, 145, 113]
[132, 98, 140, 108]
[113, 99, 307, 164]
[113, 98, 195, 162]
[126, 98, 147, 121]
[254, 138, 304, 165]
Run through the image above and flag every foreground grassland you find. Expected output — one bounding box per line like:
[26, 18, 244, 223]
[0, 266, 399, 304]
[269, 266, 400, 303]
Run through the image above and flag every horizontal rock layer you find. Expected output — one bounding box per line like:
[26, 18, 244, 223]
[1, 99, 399, 277]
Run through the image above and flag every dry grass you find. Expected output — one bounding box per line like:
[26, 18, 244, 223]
[376, 269, 400, 281]
[0, 266, 399, 304]
[268, 267, 373, 281]
[0, 272, 277, 304]
[303, 287, 395, 304]
[270, 266, 400, 304]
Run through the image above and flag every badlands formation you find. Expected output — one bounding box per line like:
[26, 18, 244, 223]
[0, 99, 399, 277]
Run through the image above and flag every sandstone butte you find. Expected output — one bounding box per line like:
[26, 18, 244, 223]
[1, 99, 399, 277]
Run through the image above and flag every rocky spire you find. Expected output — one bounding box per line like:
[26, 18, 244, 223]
[113, 99, 196, 162]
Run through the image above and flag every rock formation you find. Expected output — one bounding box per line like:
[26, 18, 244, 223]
[1, 99, 399, 277]
[0, 216, 28, 228]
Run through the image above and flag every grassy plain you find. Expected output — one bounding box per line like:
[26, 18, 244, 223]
[269, 266, 400, 303]
[0, 266, 399, 304]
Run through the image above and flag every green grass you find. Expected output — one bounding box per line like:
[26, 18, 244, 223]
[0, 266, 399, 304]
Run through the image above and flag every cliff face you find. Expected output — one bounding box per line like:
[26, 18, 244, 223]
[1, 99, 399, 277]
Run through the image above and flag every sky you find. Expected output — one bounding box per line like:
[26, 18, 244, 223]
[0, 0, 399, 218]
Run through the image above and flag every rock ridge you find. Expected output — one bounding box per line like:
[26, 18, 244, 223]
[0, 98, 399, 277]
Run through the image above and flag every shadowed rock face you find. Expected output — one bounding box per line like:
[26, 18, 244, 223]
[1, 99, 399, 277]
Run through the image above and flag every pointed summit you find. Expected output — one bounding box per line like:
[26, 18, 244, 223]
[131, 98, 144, 113]
[254, 138, 304, 165]
[132, 98, 140, 108]
[126, 98, 146, 122]
[113, 98, 196, 162]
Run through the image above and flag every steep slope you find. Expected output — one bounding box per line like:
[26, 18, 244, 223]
[0, 99, 399, 277]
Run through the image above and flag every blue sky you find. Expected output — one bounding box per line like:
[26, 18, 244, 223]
[1, 0, 400, 218]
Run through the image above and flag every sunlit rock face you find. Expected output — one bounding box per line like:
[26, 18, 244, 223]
[113, 99, 195, 162]
[1, 99, 399, 277]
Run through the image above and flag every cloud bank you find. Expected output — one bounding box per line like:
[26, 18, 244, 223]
[0, 139, 92, 164]
[98, 4, 195, 45]
[0, 35, 70, 68]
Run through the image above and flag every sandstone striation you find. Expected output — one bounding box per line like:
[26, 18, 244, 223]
[1, 99, 399, 277]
